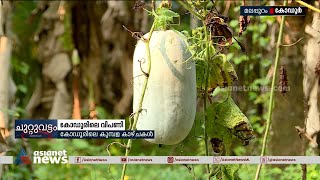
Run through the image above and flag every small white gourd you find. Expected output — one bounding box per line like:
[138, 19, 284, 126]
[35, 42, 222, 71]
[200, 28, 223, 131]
[133, 30, 196, 145]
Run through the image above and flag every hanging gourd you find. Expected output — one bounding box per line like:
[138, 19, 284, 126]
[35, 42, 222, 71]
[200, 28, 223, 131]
[133, 30, 197, 145]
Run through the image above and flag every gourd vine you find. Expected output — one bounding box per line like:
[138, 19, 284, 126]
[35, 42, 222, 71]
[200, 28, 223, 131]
[254, 0, 287, 179]
[120, 16, 155, 180]
[120, 1, 181, 179]
[178, 0, 254, 179]
[116, 1, 255, 179]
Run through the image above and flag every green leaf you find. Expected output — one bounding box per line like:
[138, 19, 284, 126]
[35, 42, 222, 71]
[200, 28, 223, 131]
[17, 85, 28, 94]
[261, 58, 272, 67]
[197, 55, 238, 90]
[232, 55, 247, 65]
[252, 33, 259, 43]
[253, 123, 264, 134]
[251, 78, 270, 86]
[208, 62, 225, 88]
[259, 37, 269, 47]
[19, 62, 30, 75]
[261, 16, 276, 23]
[206, 97, 254, 146]
[72, 139, 89, 149]
[233, 6, 241, 12]
[254, 93, 270, 105]
[229, 20, 238, 28]
[226, 53, 234, 62]
[248, 92, 258, 101]
[157, 8, 179, 18]
[95, 106, 107, 119]
[154, 8, 180, 30]
[221, 164, 241, 180]
[212, 97, 249, 129]
[195, 61, 206, 88]
[259, 24, 268, 33]
[211, 87, 229, 99]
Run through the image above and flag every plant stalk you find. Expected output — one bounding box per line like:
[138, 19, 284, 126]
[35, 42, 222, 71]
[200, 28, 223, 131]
[203, 23, 211, 173]
[120, 23, 156, 180]
[254, 0, 287, 179]
[296, 0, 320, 13]
[177, 0, 203, 20]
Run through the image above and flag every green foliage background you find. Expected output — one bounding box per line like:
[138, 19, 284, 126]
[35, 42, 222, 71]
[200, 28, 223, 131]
[4, 1, 319, 180]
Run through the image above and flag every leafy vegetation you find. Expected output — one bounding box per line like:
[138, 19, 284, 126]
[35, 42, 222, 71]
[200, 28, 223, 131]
[4, 0, 320, 179]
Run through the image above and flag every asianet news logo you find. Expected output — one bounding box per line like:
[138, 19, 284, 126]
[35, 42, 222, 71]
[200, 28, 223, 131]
[15, 148, 32, 165]
[33, 150, 68, 164]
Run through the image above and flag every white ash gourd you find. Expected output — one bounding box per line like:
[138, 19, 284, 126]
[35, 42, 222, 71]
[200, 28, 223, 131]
[133, 30, 197, 145]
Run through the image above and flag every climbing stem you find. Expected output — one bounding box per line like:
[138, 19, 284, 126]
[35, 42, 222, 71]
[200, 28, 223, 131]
[203, 22, 211, 173]
[296, 0, 320, 13]
[254, 0, 287, 179]
[120, 22, 156, 180]
[177, 0, 203, 20]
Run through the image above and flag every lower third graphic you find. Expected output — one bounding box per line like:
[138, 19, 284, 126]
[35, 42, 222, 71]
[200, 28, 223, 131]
[74, 157, 82, 163]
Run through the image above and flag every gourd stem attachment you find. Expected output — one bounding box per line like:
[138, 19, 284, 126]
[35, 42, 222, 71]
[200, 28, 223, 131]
[254, 0, 287, 179]
[121, 22, 156, 180]
[177, 0, 203, 20]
